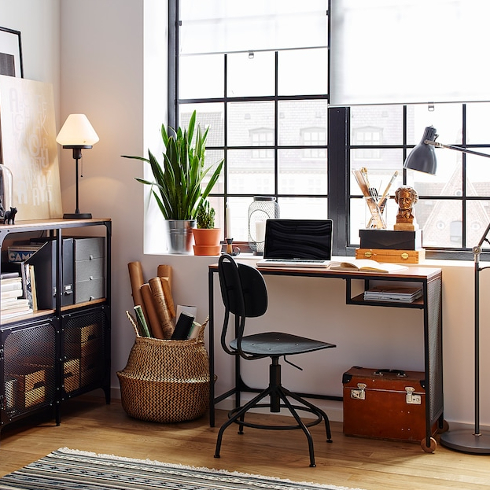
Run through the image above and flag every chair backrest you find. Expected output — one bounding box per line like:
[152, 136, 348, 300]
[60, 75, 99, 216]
[218, 254, 268, 357]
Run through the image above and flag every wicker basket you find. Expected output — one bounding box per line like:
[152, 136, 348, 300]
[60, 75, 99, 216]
[117, 317, 210, 423]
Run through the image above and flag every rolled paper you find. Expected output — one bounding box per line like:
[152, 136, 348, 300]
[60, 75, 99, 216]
[157, 264, 172, 290]
[148, 276, 174, 339]
[140, 284, 164, 339]
[128, 261, 148, 322]
[160, 277, 175, 319]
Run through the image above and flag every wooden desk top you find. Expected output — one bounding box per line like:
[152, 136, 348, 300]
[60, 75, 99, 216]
[209, 262, 441, 281]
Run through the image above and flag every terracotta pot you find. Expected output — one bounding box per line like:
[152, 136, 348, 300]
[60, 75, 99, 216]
[192, 228, 222, 255]
[193, 244, 222, 256]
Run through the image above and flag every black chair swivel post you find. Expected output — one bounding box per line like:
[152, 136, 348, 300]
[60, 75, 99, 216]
[214, 254, 336, 467]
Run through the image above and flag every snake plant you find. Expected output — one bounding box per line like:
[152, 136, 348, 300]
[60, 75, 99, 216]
[123, 110, 223, 220]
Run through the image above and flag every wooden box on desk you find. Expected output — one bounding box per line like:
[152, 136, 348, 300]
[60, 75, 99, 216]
[342, 366, 435, 442]
[356, 248, 425, 264]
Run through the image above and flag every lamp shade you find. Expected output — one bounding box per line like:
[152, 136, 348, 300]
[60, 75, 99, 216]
[56, 114, 99, 147]
[403, 126, 438, 175]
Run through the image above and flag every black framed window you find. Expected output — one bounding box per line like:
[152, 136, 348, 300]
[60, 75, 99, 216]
[169, 2, 490, 259]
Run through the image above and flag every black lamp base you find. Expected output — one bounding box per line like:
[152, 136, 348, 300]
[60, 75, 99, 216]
[440, 429, 490, 454]
[63, 212, 92, 220]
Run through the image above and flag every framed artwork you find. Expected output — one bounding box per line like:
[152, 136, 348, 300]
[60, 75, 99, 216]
[0, 27, 23, 78]
[0, 75, 63, 219]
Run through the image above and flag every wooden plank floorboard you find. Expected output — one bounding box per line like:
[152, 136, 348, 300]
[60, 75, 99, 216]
[0, 396, 489, 489]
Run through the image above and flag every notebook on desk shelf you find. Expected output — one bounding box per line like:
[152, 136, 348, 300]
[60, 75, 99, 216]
[256, 219, 333, 268]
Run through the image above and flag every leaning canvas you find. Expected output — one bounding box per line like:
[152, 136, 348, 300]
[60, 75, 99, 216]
[0, 75, 63, 219]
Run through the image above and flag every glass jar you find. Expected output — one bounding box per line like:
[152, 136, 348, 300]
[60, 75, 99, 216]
[248, 196, 280, 255]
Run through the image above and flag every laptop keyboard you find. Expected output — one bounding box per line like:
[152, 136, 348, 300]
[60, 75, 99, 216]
[257, 258, 331, 268]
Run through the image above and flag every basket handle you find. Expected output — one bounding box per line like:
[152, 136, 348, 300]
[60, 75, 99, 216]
[126, 311, 141, 337]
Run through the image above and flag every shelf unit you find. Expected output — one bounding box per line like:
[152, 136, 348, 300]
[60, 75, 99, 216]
[0, 218, 111, 439]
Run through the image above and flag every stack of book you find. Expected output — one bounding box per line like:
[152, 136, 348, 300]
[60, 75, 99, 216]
[364, 285, 423, 303]
[1, 272, 33, 321]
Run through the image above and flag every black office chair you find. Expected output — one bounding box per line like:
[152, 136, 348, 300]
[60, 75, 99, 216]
[214, 253, 336, 467]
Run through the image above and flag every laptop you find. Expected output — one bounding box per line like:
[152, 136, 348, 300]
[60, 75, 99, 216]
[256, 219, 333, 268]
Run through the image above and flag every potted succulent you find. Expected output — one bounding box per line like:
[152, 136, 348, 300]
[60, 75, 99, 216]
[123, 110, 223, 253]
[193, 199, 222, 256]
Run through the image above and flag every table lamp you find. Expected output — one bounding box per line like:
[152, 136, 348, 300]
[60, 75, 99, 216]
[404, 126, 490, 454]
[56, 114, 99, 219]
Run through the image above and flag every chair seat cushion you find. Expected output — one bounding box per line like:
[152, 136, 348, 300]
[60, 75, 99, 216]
[230, 332, 335, 357]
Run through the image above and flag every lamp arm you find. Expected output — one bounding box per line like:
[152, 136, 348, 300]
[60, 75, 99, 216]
[425, 140, 490, 159]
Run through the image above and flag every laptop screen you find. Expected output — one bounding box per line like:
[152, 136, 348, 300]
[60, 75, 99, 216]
[263, 219, 333, 260]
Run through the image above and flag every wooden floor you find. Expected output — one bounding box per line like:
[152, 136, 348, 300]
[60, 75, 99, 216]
[1, 395, 489, 489]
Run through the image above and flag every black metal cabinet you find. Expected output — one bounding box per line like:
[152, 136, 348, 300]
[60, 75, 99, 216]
[0, 219, 111, 439]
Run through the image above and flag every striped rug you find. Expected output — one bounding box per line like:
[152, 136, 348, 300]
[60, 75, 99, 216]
[0, 448, 365, 490]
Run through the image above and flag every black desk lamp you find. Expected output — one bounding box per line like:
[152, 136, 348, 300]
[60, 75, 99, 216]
[404, 126, 490, 454]
[56, 114, 99, 219]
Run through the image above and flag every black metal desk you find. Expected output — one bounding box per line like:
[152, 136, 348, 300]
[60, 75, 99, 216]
[208, 263, 443, 451]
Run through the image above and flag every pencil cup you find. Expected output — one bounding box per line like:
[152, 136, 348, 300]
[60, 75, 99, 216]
[364, 195, 387, 229]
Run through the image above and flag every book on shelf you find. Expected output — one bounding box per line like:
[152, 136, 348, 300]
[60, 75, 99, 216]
[0, 271, 20, 280]
[1, 283, 23, 297]
[7, 244, 42, 263]
[329, 259, 408, 273]
[1, 306, 33, 321]
[363, 286, 423, 303]
[1, 298, 30, 310]
[29, 264, 38, 311]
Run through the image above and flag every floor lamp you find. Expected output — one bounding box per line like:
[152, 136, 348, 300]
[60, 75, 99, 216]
[404, 125, 490, 454]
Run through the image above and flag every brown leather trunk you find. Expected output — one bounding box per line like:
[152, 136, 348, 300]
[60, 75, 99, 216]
[342, 366, 434, 442]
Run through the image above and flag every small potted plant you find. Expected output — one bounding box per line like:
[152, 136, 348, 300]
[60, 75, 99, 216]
[192, 199, 222, 256]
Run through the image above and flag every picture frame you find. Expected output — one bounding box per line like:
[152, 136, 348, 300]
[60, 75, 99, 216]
[0, 27, 23, 78]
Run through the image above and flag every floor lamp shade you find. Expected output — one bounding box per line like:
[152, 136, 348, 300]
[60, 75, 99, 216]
[56, 114, 99, 219]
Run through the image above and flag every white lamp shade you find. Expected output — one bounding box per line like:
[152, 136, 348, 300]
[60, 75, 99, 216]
[56, 114, 99, 146]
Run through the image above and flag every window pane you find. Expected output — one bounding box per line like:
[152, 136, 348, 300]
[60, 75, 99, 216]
[350, 149, 403, 195]
[278, 99, 327, 146]
[351, 106, 404, 145]
[228, 101, 274, 146]
[466, 102, 490, 143]
[179, 103, 224, 146]
[203, 149, 225, 191]
[179, 54, 224, 99]
[278, 48, 328, 96]
[467, 153, 490, 197]
[227, 149, 275, 194]
[277, 197, 328, 219]
[415, 199, 462, 248]
[466, 200, 490, 248]
[228, 51, 275, 97]
[225, 196, 254, 242]
[278, 149, 327, 195]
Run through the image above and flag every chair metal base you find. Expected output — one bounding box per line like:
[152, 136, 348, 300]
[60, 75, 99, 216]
[214, 359, 332, 467]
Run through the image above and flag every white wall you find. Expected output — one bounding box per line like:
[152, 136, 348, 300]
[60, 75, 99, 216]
[2, 0, 489, 430]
